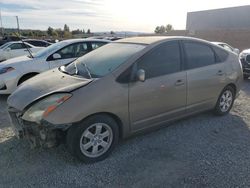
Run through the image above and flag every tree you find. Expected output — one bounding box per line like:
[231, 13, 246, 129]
[154, 25, 165, 34]
[154, 24, 174, 33]
[47, 26, 53, 36]
[87, 29, 91, 34]
[82, 29, 85, 34]
[166, 24, 173, 32]
[55, 28, 63, 38]
[63, 31, 72, 38]
[52, 30, 58, 37]
[64, 24, 70, 32]
[72, 29, 80, 35]
[110, 31, 115, 35]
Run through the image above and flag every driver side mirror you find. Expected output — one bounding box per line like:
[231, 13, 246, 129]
[52, 53, 61, 60]
[246, 55, 250, 63]
[136, 69, 145, 82]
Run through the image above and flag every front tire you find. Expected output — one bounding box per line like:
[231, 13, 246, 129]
[66, 115, 119, 163]
[214, 86, 235, 116]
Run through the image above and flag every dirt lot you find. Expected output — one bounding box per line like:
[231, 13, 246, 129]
[1, 81, 250, 187]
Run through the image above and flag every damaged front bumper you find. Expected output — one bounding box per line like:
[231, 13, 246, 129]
[8, 107, 71, 148]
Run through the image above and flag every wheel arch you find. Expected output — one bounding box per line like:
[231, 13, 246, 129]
[72, 112, 124, 139]
[17, 72, 39, 86]
[226, 83, 237, 95]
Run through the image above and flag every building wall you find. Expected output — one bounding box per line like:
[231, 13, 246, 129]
[186, 5, 250, 31]
[141, 29, 250, 51]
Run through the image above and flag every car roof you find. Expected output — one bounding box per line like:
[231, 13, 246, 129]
[23, 39, 49, 42]
[60, 38, 110, 44]
[4, 41, 32, 45]
[116, 36, 209, 45]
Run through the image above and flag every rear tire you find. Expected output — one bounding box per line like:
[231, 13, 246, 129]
[214, 86, 235, 116]
[66, 115, 119, 163]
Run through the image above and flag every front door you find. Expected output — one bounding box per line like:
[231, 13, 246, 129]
[129, 41, 187, 131]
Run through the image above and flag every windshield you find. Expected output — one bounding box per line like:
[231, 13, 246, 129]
[0, 43, 10, 49]
[33, 41, 67, 58]
[63, 43, 145, 78]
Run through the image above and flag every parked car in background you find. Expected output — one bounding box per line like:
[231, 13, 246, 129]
[212, 42, 240, 55]
[0, 41, 44, 62]
[0, 39, 109, 94]
[0, 36, 27, 46]
[7, 37, 242, 163]
[23, 39, 52, 47]
[239, 49, 250, 79]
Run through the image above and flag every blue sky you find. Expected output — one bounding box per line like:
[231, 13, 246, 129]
[1, 0, 250, 32]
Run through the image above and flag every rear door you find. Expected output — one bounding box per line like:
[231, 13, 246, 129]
[183, 40, 227, 112]
[129, 40, 187, 131]
[47, 42, 89, 69]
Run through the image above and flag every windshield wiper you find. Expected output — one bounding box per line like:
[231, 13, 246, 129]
[75, 62, 92, 79]
[14, 33, 34, 58]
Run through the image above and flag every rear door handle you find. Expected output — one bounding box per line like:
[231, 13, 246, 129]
[175, 79, 184, 86]
[217, 70, 224, 76]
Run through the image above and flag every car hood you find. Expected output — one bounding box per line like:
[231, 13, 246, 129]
[0, 55, 33, 67]
[8, 68, 92, 111]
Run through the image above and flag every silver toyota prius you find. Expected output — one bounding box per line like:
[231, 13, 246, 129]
[7, 37, 243, 163]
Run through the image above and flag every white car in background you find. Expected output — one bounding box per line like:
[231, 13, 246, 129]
[0, 39, 109, 94]
[212, 42, 240, 55]
[0, 41, 44, 62]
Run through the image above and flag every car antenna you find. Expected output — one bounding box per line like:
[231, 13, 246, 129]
[14, 32, 34, 58]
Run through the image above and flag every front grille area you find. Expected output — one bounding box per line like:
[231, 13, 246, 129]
[8, 107, 25, 138]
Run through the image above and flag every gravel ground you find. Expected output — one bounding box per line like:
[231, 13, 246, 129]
[1, 81, 250, 188]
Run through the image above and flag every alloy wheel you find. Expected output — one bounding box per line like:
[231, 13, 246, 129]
[219, 90, 233, 112]
[80, 123, 113, 158]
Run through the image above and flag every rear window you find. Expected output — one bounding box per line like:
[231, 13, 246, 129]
[184, 41, 216, 69]
[212, 46, 229, 62]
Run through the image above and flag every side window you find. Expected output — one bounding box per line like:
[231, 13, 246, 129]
[22, 43, 31, 48]
[75, 43, 88, 57]
[56, 43, 88, 59]
[137, 41, 181, 79]
[91, 42, 106, 50]
[184, 42, 216, 69]
[212, 45, 229, 62]
[9, 43, 25, 50]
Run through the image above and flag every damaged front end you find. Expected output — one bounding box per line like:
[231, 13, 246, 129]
[8, 107, 68, 148]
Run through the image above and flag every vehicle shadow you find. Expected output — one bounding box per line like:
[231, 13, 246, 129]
[1, 112, 250, 187]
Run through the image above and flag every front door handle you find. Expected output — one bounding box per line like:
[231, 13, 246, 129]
[217, 70, 224, 76]
[175, 79, 184, 86]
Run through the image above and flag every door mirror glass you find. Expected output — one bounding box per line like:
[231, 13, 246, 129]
[52, 53, 61, 60]
[246, 55, 250, 63]
[137, 69, 145, 82]
[233, 48, 240, 55]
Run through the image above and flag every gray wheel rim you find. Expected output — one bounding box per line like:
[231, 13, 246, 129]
[219, 90, 233, 112]
[80, 123, 113, 158]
